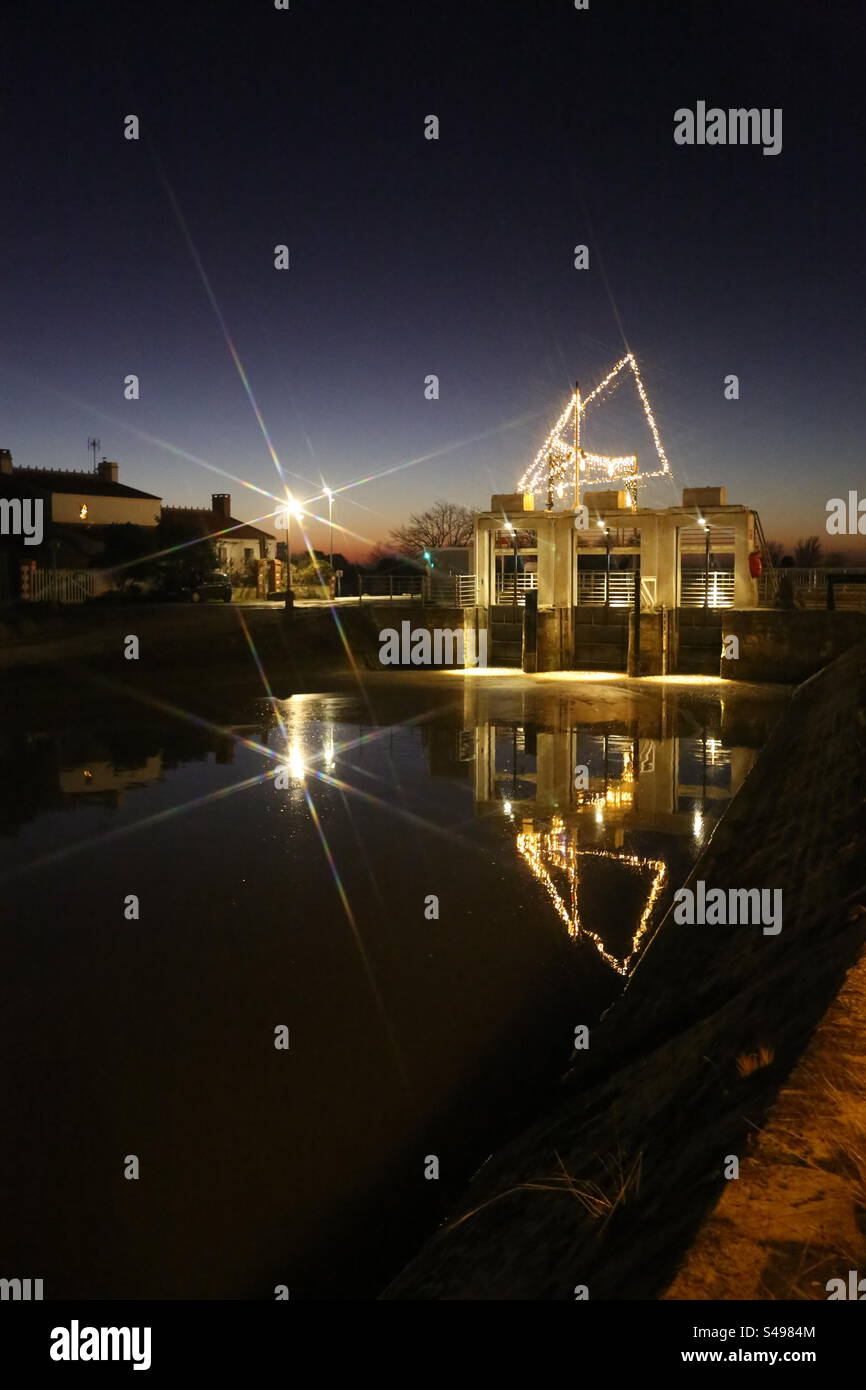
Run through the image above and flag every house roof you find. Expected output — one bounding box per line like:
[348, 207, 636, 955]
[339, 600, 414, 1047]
[1, 468, 161, 501]
[162, 505, 275, 541]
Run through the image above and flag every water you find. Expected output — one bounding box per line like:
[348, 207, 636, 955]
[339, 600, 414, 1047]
[0, 674, 788, 1298]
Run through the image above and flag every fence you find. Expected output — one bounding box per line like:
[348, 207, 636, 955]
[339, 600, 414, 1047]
[357, 574, 424, 602]
[577, 571, 636, 607]
[680, 571, 735, 608]
[20, 567, 97, 604]
[456, 574, 476, 606]
[495, 573, 538, 604]
[757, 567, 866, 609]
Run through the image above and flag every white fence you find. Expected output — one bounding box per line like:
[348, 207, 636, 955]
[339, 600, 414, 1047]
[577, 571, 636, 607]
[495, 573, 538, 604]
[680, 571, 735, 608]
[456, 574, 476, 606]
[21, 567, 97, 604]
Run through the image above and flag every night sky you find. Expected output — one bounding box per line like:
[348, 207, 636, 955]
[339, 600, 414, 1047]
[2, 0, 864, 558]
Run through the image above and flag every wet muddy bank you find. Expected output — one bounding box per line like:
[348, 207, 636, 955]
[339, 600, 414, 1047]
[382, 644, 866, 1300]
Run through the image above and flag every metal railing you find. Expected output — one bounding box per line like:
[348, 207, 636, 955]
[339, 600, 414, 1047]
[496, 573, 538, 604]
[577, 571, 636, 607]
[456, 574, 477, 606]
[357, 574, 424, 602]
[757, 567, 866, 607]
[640, 575, 657, 608]
[680, 571, 735, 608]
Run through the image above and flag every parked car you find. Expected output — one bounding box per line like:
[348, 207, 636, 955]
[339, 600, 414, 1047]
[156, 572, 233, 603]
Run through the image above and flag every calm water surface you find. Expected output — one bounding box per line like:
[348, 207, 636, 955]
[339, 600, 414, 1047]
[0, 675, 788, 1297]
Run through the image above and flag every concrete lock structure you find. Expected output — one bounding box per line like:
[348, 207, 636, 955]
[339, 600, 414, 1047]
[472, 486, 763, 675]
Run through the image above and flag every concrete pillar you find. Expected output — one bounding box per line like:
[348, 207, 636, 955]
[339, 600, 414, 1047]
[536, 512, 556, 607]
[732, 510, 758, 608]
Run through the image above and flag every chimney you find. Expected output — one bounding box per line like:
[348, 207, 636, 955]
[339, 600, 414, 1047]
[212, 493, 231, 520]
[97, 459, 119, 483]
[0, 449, 12, 475]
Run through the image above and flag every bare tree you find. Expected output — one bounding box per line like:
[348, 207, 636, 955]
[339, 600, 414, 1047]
[793, 536, 823, 566]
[764, 540, 785, 568]
[387, 500, 478, 553]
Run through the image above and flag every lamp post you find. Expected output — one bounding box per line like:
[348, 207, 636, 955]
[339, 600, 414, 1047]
[605, 525, 612, 606]
[324, 487, 334, 569]
[699, 516, 710, 614]
[505, 521, 518, 617]
[283, 499, 304, 613]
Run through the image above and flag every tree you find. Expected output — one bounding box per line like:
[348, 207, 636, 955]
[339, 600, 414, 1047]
[99, 523, 159, 587]
[764, 540, 785, 568]
[793, 536, 823, 567]
[155, 514, 218, 586]
[387, 500, 478, 554]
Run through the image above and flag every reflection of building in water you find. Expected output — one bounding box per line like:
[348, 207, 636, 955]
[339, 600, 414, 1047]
[473, 713, 757, 975]
[0, 722, 239, 834]
[59, 755, 164, 808]
[474, 723, 755, 839]
[516, 815, 665, 975]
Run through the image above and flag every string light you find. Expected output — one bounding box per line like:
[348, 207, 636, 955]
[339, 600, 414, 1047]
[516, 815, 666, 975]
[517, 352, 671, 499]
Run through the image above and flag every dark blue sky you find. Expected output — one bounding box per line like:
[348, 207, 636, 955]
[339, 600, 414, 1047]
[2, 0, 864, 556]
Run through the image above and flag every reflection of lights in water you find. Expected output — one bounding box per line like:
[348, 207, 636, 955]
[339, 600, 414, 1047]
[604, 786, 633, 807]
[287, 738, 306, 782]
[323, 731, 336, 771]
[503, 800, 513, 816]
[704, 738, 730, 768]
[516, 815, 666, 976]
[693, 811, 704, 838]
[595, 807, 604, 824]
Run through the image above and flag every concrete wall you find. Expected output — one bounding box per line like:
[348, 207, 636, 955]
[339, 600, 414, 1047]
[721, 610, 866, 683]
[368, 605, 481, 668]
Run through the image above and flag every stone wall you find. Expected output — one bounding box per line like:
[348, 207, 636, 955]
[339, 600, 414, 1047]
[721, 609, 866, 683]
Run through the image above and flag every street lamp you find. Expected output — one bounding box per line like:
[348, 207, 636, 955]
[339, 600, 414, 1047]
[698, 516, 710, 611]
[324, 487, 334, 569]
[283, 498, 304, 613]
[596, 519, 611, 606]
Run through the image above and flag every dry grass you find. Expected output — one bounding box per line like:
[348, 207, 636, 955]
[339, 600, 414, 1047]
[735, 1045, 775, 1078]
[756, 1064, 866, 1298]
[443, 1145, 643, 1237]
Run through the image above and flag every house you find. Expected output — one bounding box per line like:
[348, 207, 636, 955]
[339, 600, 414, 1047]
[0, 450, 162, 529]
[0, 449, 163, 597]
[161, 493, 277, 577]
